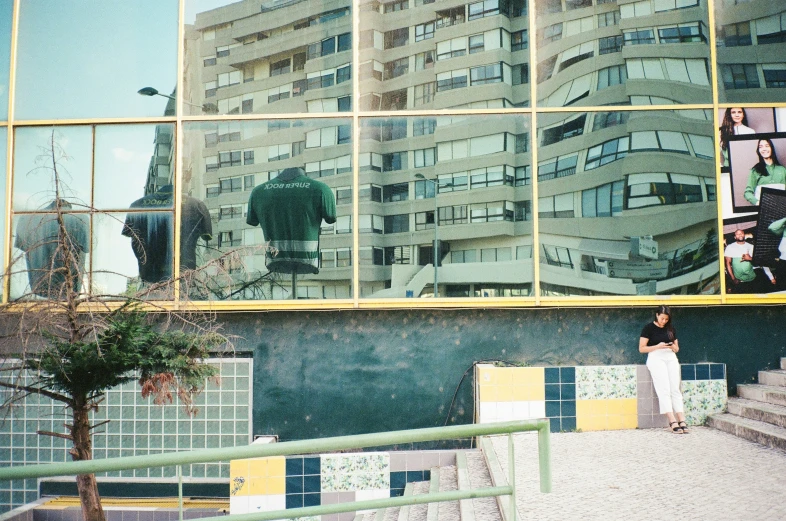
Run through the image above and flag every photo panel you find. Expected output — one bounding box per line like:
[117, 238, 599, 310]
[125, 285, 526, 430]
[358, 114, 532, 299]
[537, 0, 712, 107]
[181, 118, 352, 301]
[717, 107, 776, 172]
[537, 109, 719, 297]
[727, 133, 786, 213]
[358, 0, 529, 111]
[184, 0, 352, 116]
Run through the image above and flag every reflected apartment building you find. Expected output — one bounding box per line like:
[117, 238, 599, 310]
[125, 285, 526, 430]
[184, 0, 719, 298]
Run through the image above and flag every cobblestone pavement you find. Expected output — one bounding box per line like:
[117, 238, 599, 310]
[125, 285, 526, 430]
[489, 427, 786, 521]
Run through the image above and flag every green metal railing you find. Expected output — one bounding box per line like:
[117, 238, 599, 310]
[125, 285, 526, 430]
[0, 420, 551, 521]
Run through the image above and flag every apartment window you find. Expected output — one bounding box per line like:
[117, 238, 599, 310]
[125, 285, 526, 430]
[722, 64, 760, 90]
[336, 65, 351, 84]
[470, 166, 513, 188]
[437, 70, 468, 91]
[515, 165, 531, 186]
[384, 28, 409, 49]
[624, 29, 656, 45]
[585, 137, 630, 170]
[414, 148, 436, 167]
[219, 205, 243, 220]
[480, 248, 511, 263]
[384, 214, 410, 233]
[626, 173, 703, 209]
[538, 155, 578, 181]
[205, 184, 220, 198]
[219, 151, 242, 168]
[321, 250, 336, 269]
[515, 201, 531, 221]
[359, 184, 383, 202]
[336, 248, 351, 267]
[292, 79, 307, 96]
[204, 56, 217, 67]
[218, 231, 241, 248]
[597, 11, 620, 27]
[515, 133, 529, 153]
[241, 97, 253, 114]
[592, 111, 630, 131]
[451, 250, 477, 264]
[654, 0, 699, 11]
[270, 58, 291, 76]
[470, 63, 503, 86]
[205, 81, 217, 98]
[541, 115, 586, 146]
[384, 58, 409, 80]
[385, 246, 411, 265]
[438, 172, 468, 192]
[383, 183, 409, 202]
[292, 141, 305, 157]
[268, 144, 290, 162]
[337, 125, 351, 145]
[336, 33, 351, 53]
[720, 22, 751, 47]
[381, 119, 408, 141]
[415, 51, 435, 71]
[244, 174, 255, 190]
[436, 7, 465, 28]
[242, 151, 254, 165]
[338, 96, 351, 111]
[383, 152, 407, 171]
[468, 0, 501, 20]
[414, 180, 436, 199]
[542, 245, 574, 269]
[510, 0, 527, 17]
[537, 56, 557, 83]
[763, 65, 786, 88]
[511, 30, 528, 51]
[413, 118, 437, 136]
[335, 187, 351, 206]
[598, 65, 628, 90]
[415, 211, 435, 230]
[415, 22, 435, 41]
[658, 23, 706, 43]
[216, 45, 230, 58]
[439, 205, 469, 225]
[512, 64, 528, 86]
[599, 35, 623, 55]
[566, 0, 592, 9]
[582, 180, 624, 217]
[471, 201, 514, 223]
[437, 38, 467, 61]
[541, 23, 563, 44]
[307, 70, 334, 90]
[384, 0, 408, 12]
[469, 34, 485, 54]
[414, 82, 436, 105]
[293, 52, 307, 72]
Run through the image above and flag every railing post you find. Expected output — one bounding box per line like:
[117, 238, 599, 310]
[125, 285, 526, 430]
[507, 433, 517, 521]
[178, 465, 184, 521]
[537, 422, 552, 493]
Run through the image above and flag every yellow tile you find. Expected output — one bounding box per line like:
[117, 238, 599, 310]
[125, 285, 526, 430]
[267, 456, 286, 477]
[248, 458, 267, 478]
[620, 414, 638, 429]
[477, 366, 500, 385]
[496, 385, 515, 401]
[577, 415, 606, 432]
[248, 478, 267, 496]
[513, 367, 545, 387]
[230, 459, 249, 480]
[512, 384, 539, 401]
[620, 398, 638, 416]
[480, 385, 500, 402]
[576, 400, 594, 419]
[266, 476, 286, 495]
[607, 400, 623, 415]
[497, 368, 514, 385]
[607, 415, 624, 430]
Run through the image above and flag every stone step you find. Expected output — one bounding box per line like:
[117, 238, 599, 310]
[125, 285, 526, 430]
[383, 507, 401, 521]
[465, 449, 503, 521]
[426, 466, 440, 521]
[781, 357, 786, 370]
[737, 384, 786, 407]
[455, 451, 476, 521]
[759, 369, 786, 388]
[708, 413, 786, 452]
[404, 480, 430, 521]
[436, 465, 460, 521]
[396, 482, 417, 521]
[728, 398, 786, 429]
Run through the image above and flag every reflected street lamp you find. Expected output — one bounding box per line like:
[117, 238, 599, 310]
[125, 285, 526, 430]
[137, 87, 218, 114]
[415, 174, 453, 297]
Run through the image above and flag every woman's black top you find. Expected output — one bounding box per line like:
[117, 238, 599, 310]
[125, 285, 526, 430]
[640, 322, 676, 346]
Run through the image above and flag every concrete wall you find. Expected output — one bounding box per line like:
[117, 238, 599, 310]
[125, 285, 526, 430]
[226, 306, 786, 441]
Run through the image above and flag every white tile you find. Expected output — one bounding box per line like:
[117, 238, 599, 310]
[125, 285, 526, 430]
[356, 489, 389, 501]
[479, 402, 497, 422]
[496, 402, 514, 421]
[229, 496, 249, 515]
[511, 401, 530, 419]
[529, 401, 546, 418]
[247, 495, 267, 512]
[267, 495, 286, 510]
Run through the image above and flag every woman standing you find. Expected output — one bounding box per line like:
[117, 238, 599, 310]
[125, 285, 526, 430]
[639, 305, 688, 434]
[744, 138, 786, 205]
[719, 107, 755, 167]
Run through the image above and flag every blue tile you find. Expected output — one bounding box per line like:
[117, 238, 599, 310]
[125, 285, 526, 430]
[304, 475, 321, 493]
[545, 384, 560, 401]
[696, 364, 710, 380]
[561, 400, 576, 417]
[560, 367, 575, 384]
[561, 383, 576, 400]
[391, 471, 407, 489]
[303, 493, 321, 507]
[681, 364, 696, 381]
[390, 488, 405, 498]
[286, 476, 303, 494]
[304, 457, 321, 475]
[286, 495, 303, 509]
[545, 367, 560, 384]
[406, 470, 424, 482]
[710, 364, 725, 380]
[549, 417, 560, 432]
[545, 400, 560, 418]
[286, 457, 303, 476]
[561, 417, 576, 432]
[423, 470, 431, 481]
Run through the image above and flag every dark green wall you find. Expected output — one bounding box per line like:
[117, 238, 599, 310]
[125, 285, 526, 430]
[223, 306, 786, 442]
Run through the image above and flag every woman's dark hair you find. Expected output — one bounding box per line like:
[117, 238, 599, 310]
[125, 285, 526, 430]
[719, 108, 748, 151]
[656, 305, 675, 340]
[753, 139, 782, 177]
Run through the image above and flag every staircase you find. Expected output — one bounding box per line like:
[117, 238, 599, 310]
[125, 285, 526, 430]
[708, 357, 786, 452]
[354, 450, 503, 521]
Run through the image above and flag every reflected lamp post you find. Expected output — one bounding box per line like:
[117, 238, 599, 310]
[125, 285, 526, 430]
[137, 87, 218, 114]
[415, 174, 453, 297]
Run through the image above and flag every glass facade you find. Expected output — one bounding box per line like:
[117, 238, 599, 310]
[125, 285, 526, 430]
[1, 0, 786, 305]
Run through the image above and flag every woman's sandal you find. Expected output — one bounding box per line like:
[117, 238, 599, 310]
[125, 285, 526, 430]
[678, 421, 689, 434]
[669, 421, 684, 434]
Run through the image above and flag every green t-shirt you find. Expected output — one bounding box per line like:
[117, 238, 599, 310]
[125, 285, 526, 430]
[744, 164, 786, 205]
[247, 172, 336, 273]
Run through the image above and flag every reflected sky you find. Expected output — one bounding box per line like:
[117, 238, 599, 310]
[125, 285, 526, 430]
[0, 0, 11, 121]
[15, 1, 178, 120]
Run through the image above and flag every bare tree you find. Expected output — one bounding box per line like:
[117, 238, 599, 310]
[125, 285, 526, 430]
[0, 130, 272, 521]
